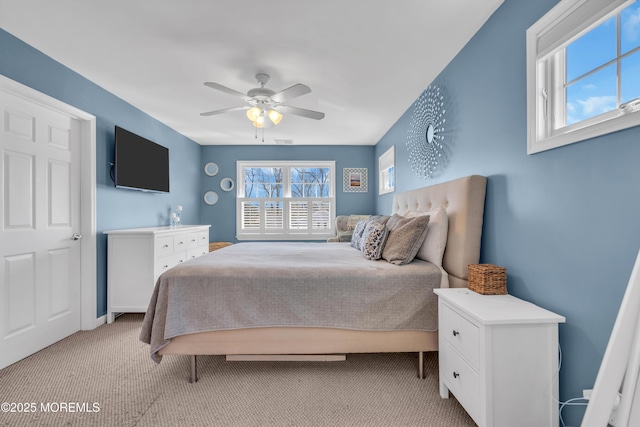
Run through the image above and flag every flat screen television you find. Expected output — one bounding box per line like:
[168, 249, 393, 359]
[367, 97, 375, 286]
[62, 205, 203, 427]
[114, 126, 170, 193]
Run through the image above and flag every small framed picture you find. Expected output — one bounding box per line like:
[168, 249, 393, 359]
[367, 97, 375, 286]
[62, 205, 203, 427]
[343, 168, 368, 192]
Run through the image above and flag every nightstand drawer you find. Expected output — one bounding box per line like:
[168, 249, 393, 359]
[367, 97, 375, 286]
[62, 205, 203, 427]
[441, 303, 480, 368]
[440, 340, 480, 423]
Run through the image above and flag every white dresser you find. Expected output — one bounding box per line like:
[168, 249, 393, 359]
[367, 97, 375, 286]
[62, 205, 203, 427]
[434, 288, 565, 427]
[104, 225, 211, 323]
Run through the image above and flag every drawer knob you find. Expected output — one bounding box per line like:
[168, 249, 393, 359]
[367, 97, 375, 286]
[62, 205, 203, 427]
[452, 330, 460, 337]
[453, 371, 460, 379]
[163, 244, 169, 248]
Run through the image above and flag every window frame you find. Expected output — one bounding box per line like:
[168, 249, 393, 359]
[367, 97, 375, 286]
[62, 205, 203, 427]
[526, 0, 640, 154]
[378, 146, 395, 195]
[236, 160, 336, 241]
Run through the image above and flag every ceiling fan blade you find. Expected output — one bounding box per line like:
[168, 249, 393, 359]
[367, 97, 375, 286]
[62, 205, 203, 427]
[271, 84, 311, 103]
[200, 106, 248, 117]
[204, 82, 251, 101]
[277, 105, 325, 120]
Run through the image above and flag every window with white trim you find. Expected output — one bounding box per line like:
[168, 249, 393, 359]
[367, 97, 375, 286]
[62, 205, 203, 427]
[236, 161, 336, 240]
[527, 0, 640, 154]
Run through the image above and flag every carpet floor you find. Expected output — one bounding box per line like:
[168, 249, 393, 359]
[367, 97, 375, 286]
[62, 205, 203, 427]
[0, 314, 475, 426]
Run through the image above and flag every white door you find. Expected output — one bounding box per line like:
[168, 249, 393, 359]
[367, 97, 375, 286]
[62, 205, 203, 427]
[0, 90, 82, 369]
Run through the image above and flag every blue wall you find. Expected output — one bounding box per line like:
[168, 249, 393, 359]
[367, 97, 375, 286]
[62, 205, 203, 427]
[200, 144, 376, 242]
[0, 29, 202, 317]
[375, 0, 640, 424]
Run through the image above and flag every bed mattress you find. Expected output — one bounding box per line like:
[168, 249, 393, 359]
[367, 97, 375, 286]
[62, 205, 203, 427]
[140, 242, 442, 362]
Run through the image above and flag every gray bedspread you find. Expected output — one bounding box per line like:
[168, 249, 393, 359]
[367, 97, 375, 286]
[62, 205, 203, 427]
[140, 242, 441, 362]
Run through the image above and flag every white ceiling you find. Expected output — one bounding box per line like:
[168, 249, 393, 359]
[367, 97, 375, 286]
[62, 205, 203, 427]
[0, 0, 503, 146]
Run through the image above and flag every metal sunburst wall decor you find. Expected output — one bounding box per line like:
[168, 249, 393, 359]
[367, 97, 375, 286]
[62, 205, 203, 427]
[407, 85, 446, 179]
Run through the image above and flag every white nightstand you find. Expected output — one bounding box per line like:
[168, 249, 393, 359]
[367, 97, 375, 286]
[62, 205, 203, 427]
[434, 288, 565, 427]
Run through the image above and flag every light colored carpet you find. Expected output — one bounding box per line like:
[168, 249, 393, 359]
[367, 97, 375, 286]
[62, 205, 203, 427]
[0, 314, 475, 426]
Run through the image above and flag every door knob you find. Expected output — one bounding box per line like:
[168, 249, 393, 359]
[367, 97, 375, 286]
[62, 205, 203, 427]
[72, 233, 83, 241]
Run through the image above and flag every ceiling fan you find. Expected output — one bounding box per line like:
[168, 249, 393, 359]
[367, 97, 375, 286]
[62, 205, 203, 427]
[200, 73, 325, 129]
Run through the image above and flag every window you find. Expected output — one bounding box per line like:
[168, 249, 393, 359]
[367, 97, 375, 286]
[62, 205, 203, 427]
[378, 146, 395, 195]
[527, 0, 640, 154]
[236, 161, 335, 240]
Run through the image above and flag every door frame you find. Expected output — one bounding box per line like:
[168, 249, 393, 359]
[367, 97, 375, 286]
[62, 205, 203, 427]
[0, 75, 98, 330]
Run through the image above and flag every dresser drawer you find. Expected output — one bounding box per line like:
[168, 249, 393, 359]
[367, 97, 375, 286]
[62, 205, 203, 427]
[440, 340, 480, 423]
[186, 232, 200, 249]
[198, 231, 209, 246]
[155, 236, 174, 257]
[187, 246, 208, 260]
[155, 253, 187, 277]
[441, 303, 480, 368]
[173, 234, 187, 251]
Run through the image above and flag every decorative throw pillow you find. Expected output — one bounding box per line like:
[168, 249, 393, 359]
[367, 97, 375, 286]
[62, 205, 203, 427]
[382, 215, 430, 265]
[367, 214, 391, 226]
[386, 214, 412, 232]
[360, 221, 389, 260]
[406, 207, 448, 267]
[350, 220, 368, 250]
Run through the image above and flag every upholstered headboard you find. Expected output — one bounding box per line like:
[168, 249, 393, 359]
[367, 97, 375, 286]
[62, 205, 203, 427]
[392, 175, 487, 288]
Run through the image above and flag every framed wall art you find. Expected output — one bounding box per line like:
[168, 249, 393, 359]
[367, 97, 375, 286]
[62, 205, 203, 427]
[343, 168, 368, 192]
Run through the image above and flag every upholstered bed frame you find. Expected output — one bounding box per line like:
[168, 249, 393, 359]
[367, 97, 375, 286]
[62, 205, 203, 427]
[158, 175, 487, 381]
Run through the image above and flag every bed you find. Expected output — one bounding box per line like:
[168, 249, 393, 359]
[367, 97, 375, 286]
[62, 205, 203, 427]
[140, 174, 487, 382]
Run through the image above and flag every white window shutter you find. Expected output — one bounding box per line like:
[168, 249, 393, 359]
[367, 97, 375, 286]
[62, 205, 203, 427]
[265, 201, 284, 230]
[312, 201, 331, 230]
[289, 201, 308, 230]
[241, 201, 260, 230]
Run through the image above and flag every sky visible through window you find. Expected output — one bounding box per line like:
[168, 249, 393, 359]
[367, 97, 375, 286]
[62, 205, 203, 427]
[243, 167, 330, 198]
[566, 2, 640, 125]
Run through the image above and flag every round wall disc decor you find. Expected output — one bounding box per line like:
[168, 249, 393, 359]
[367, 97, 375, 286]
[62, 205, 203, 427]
[406, 85, 446, 179]
[220, 177, 234, 192]
[204, 162, 219, 176]
[203, 191, 219, 205]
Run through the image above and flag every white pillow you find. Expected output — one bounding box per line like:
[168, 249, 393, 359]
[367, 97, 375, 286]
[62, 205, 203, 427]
[405, 207, 448, 267]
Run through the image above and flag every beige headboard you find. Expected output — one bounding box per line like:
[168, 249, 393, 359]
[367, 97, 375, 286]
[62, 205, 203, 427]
[392, 175, 487, 288]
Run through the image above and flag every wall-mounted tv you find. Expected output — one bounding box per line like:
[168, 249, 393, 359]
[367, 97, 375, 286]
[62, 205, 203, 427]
[114, 126, 170, 193]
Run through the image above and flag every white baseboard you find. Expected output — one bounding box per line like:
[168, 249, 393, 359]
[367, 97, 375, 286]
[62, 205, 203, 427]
[93, 315, 107, 329]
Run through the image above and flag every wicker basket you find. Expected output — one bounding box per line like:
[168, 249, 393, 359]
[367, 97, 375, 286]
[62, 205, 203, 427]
[468, 264, 507, 295]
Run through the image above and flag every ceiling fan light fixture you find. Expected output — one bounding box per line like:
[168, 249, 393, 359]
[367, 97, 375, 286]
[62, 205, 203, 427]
[253, 115, 265, 128]
[267, 109, 283, 125]
[246, 107, 261, 122]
